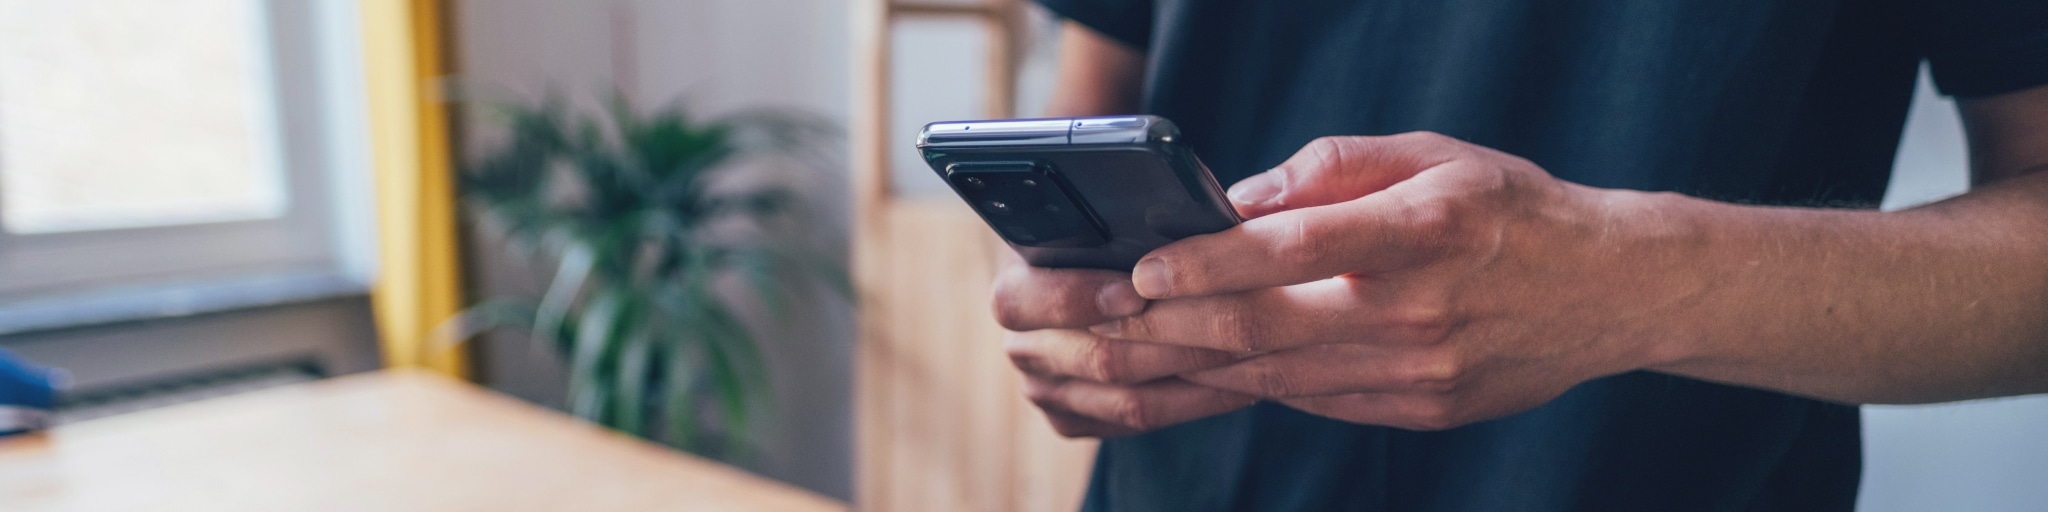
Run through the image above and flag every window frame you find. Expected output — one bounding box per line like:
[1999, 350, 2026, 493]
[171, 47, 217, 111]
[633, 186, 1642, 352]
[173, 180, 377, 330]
[0, 0, 374, 329]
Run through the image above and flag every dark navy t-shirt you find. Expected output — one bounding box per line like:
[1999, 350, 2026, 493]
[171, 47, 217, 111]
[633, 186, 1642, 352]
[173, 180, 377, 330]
[1030, 0, 2048, 510]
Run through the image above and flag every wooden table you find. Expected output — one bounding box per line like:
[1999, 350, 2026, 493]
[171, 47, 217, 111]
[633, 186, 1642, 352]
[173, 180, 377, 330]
[0, 371, 847, 512]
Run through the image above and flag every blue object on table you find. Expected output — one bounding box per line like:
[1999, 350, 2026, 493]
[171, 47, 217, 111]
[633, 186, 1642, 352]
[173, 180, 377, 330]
[0, 348, 62, 435]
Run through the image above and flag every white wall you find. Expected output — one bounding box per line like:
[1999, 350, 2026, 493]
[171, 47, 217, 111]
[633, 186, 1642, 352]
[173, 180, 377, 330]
[1860, 69, 2048, 512]
[452, 0, 854, 500]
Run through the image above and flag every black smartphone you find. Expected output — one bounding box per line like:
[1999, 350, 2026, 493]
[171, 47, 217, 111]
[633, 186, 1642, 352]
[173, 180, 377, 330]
[917, 115, 1242, 270]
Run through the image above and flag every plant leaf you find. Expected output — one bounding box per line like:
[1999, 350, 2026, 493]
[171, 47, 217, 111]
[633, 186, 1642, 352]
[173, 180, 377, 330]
[440, 298, 539, 345]
[613, 317, 652, 437]
[534, 243, 596, 353]
[659, 310, 701, 451]
[457, 92, 851, 462]
[566, 289, 622, 422]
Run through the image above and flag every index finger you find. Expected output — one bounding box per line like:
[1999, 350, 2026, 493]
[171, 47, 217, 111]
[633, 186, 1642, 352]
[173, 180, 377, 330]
[1133, 184, 1446, 299]
[1089, 277, 1443, 352]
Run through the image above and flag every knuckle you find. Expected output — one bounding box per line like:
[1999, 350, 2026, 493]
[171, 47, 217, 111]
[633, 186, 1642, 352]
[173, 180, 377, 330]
[1005, 334, 1052, 376]
[1406, 352, 1465, 393]
[1270, 215, 1337, 268]
[1305, 136, 1353, 170]
[1248, 364, 1299, 398]
[1176, 347, 1233, 373]
[1082, 339, 1131, 383]
[1106, 391, 1155, 430]
[1402, 198, 1460, 239]
[1304, 136, 1341, 158]
[1122, 315, 1151, 338]
[1209, 304, 1267, 352]
[1003, 331, 1040, 368]
[989, 284, 1031, 331]
[1021, 378, 1061, 405]
[1389, 198, 1469, 259]
[1008, 354, 1050, 377]
[1388, 301, 1457, 343]
[1002, 330, 1031, 352]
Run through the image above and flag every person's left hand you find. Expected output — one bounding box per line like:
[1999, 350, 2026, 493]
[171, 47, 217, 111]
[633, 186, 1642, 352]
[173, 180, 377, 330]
[1092, 132, 1696, 431]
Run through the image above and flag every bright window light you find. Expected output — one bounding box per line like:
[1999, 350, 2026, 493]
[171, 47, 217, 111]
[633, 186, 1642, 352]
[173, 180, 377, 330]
[0, 0, 286, 235]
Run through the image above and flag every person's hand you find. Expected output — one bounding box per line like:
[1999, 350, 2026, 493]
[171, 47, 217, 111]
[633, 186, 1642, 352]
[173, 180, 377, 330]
[992, 253, 1256, 437]
[1092, 132, 1688, 431]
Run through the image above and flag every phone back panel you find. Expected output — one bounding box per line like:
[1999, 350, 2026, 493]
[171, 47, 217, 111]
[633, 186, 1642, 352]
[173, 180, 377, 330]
[917, 116, 1241, 270]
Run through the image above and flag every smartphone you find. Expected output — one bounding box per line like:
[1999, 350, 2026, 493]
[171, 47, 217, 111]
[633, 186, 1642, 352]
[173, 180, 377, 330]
[917, 115, 1242, 270]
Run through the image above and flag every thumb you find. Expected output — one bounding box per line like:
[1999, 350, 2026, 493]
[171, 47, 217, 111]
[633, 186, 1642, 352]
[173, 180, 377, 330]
[1226, 133, 1461, 219]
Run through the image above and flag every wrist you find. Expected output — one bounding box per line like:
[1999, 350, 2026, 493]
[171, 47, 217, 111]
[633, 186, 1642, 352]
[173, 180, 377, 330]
[1576, 186, 1718, 373]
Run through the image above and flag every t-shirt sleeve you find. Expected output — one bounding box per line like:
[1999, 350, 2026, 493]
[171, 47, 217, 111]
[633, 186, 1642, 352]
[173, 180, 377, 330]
[1919, 0, 2048, 98]
[1033, 0, 1153, 50]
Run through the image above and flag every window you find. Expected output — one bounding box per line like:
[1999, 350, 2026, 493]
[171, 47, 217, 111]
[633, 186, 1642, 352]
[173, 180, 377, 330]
[1, 0, 288, 235]
[0, 0, 373, 331]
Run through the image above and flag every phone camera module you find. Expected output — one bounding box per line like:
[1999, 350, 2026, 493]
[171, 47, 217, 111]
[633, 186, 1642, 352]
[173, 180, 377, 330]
[944, 162, 1107, 248]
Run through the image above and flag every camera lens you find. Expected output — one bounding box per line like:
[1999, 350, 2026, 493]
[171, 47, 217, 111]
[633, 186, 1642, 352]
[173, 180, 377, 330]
[945, 162, 1106, 248]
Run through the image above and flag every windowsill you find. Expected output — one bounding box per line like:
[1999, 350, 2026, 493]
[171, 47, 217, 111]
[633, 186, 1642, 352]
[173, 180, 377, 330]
[0, 272, 369, 336]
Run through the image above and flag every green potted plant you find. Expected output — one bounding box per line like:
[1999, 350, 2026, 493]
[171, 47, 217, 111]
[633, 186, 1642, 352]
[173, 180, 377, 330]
[454, 94, 848, 459]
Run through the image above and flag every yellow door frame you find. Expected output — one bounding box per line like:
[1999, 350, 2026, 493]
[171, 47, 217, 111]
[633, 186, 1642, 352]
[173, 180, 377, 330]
[361, 0, 467, 378]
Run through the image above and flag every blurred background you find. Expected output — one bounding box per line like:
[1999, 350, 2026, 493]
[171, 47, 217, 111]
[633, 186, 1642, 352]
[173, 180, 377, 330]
[0, 1, 2042, 511]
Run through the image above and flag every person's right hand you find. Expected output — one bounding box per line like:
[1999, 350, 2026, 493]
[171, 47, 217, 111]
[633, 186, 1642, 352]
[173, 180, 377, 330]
[994, 254, 1257, 437]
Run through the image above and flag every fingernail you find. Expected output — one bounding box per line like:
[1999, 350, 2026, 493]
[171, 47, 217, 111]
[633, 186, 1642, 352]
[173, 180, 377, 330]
[1227, 171, 1282, 205]
[1132, 258, 1173, 298]
[1088, 321, 1122, 337]
[1096, 281, 1146, 318]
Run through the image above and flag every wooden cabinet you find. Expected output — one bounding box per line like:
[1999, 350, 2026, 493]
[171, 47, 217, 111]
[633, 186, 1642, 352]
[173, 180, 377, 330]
[850, 2, 1096, 511]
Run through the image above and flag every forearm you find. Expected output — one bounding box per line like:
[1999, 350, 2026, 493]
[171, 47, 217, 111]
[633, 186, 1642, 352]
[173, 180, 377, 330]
[1042, 21, 1143, 118]
[1629, 170, 2048, 403]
